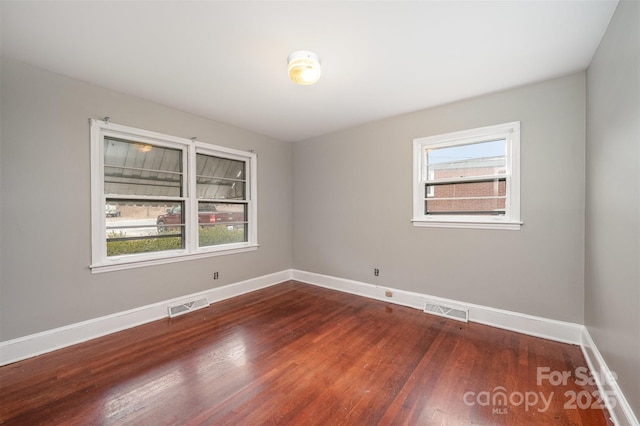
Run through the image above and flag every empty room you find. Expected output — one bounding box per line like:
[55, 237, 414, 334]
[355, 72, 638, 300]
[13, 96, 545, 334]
[0, 1, 638, 425]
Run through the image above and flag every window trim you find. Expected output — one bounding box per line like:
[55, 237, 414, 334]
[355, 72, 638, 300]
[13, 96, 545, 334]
[412, 122, 521, 230]
[90, 120, 258, 273]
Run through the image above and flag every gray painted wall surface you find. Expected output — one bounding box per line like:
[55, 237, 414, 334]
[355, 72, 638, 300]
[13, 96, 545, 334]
[585, 0, 640, 415]
[293, 72, 586, 323]
[0, 58, 293, 340]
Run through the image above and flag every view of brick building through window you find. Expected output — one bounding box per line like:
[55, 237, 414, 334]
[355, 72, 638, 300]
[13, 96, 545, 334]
[414, 122, 519, 227]
[426, 157, 506, 215]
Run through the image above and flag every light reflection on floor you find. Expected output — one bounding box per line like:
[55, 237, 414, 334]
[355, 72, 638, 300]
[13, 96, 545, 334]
[101, 328, 251, 421]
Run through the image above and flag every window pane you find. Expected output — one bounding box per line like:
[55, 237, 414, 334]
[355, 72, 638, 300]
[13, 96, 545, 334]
[426, 198, 506, 215]
[197, 202, 247, 247]
[106, 200, 184, 256]
[427, 139, 506, 180]
[199, 224, 247, 247]
[196, 154, 246, 199]
[104, 137, 183, 197]
[425, 179, 506, 215]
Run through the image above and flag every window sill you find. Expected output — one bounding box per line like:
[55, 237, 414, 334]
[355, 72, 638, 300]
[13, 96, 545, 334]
[412, 219, 522, 230]
[90, 244, 259, 274]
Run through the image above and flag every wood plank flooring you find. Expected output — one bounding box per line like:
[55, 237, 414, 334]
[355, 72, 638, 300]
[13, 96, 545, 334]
[0, 281, 612, 425]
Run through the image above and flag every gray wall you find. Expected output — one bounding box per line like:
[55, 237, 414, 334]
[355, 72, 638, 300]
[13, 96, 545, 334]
[293, 72, 587, 323]
[0, 58, 293, 340]
[585, 0, 640, 415]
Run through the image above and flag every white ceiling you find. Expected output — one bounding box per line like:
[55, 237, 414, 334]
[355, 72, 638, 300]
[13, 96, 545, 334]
[1, 1, 618, 142]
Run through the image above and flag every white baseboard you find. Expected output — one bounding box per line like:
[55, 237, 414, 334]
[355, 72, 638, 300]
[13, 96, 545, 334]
[581, 328, 640, 426]
[292, 269, 584, 344]
[0, 269, 582, 366]
[0, 270, 293, 366]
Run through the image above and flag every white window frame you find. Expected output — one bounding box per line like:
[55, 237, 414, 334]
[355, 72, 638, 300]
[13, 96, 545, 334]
[90, 120, 258, 273]
[412, 121, 521, 230]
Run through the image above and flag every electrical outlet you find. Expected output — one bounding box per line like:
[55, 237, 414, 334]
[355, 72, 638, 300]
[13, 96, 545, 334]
[213, 272, 219, 280]
[374, 268, 379, 276]
[385, 290, 393, 298]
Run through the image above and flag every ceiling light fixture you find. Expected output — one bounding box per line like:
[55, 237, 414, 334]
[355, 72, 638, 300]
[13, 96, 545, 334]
[287, 50, 321, 85]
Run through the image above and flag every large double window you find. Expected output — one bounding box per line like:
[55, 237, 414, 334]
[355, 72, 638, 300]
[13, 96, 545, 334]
[91, 120, 257, 272]
[412, 122, 521, 230]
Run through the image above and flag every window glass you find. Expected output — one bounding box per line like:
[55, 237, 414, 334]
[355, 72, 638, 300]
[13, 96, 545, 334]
[196, 154, 245, 200]
[106, 201, 184, 256]
[425, 179, 506, 215]
[426, 139, 506, 180]
[197, 202, 248, 247]
[104, 137, 183, 197]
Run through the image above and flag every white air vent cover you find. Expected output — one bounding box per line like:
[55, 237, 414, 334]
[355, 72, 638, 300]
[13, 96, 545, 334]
[168, 297, 209, 318]
[424, 300, 469, 322]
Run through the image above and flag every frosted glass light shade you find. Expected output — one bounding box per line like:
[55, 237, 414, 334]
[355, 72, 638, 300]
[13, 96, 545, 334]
[287, 51, 321, 85]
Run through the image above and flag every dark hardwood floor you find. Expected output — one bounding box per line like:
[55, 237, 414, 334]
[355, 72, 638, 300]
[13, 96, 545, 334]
[0, 281, 612, 425]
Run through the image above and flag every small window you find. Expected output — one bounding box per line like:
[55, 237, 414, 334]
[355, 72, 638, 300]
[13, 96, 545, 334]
[413, 122, 521, 230]
[91, 120, 257, 272]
